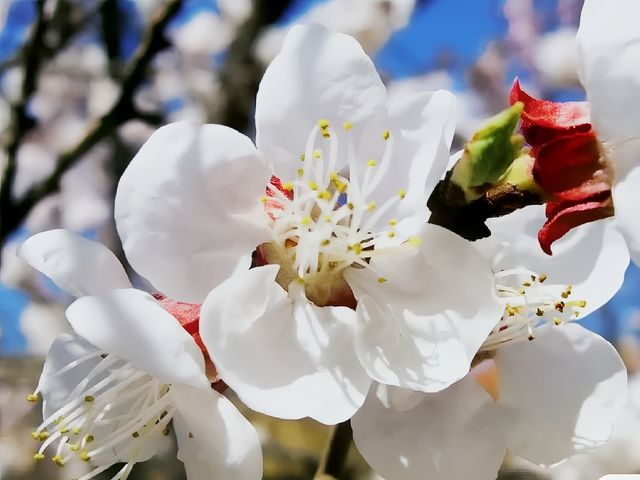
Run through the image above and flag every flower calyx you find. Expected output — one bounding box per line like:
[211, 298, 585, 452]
[509, 79, 614, 255]
[428, 102, 544, 241]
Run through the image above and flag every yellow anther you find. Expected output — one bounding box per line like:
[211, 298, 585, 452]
[80, 451, 91, 462]
[33, 453, 45, 461]
[321, 239, 331, 246]
[60, 426, 70, 434]
[367, 201, 377, 211]
[299, 153, 306, 161]
[522, 281, 531, 287]
[85, 435, 94, 443]
[301, 216, 312, 226]
[69, 444, 80, 452]
[282, 182, 294, 191]
[312, 149, 322, 159]
[367, 159, 377, 167]
[518, 288, 526, 295]
[407, 236, 422, 247]
[538, 273, 547, 283]
[351, 243, 363, 255]
[38, 431, 50, 441]
[505, 304, 518, 317]
[388, 231, 396, 238]
[333, 179, 348, 192]
[52, 455, 65, 467]
[553, 317, 563, 326]
[329, 171, 339, 181]
[31, 431, 39, 440]
[388, 218, 398, 226]
[382, 129, 391, 140]
[377, 277, 388, 283]
[84, 395, 94, 403]
[297, 168, 304, 177]
[347, 202, 354, 210]
[26, 393, 38, 403]
[308, 181, 318, 190]
[260, 196, 268, 203]
[343, 121, 353, 131]
[574, 300, 587, 308]
[71, 427, 81, 435]
[54, 416, 64, 425]
[323, 214, 332, 222]
[318, 118, 330, 129]
[321, 130, 331, 139]
[398, 189, 406, 199]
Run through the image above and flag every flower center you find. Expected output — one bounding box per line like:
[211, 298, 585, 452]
[480, 270, 586, 351]
[259, 119, 419, 307]
[28, 352, 174, 480]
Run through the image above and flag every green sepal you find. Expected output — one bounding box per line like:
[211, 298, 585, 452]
[450, 102, 524, 199]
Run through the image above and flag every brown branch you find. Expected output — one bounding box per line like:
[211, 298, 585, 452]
[0, 0, 183, 247]
[427, 172, 544, 241]
[314, 420, 353, 480]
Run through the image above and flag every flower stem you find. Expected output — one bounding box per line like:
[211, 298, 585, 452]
[314, 420, 353, 479]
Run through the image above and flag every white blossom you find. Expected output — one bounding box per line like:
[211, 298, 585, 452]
[19, 230, 262, 480]
[115, 25, 503, 425]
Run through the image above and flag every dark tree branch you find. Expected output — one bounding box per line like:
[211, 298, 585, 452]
[0, 0, 183, 248]
[216, 0, 293, 131]
[427, 172, 544, 241]
[314, 421, 353, 480]
[0, 0, 47, 239]
[99, 0, 123, 77]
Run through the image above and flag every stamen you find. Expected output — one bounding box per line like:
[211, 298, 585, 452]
[260, 121, 414, 306]
[481, 270, 586, 351]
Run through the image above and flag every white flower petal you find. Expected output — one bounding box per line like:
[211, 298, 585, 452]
[115, 122, 270, 303]
[255, 24, 387, 180]
[36, 333, 168, 465]
[66, 288, 209, 389]
[38, 333, 105, 418]
[171, 385, 262, 480]
[358, 90, 456, 224]
[577, 0, 640, 143]
[496, 324, 627, 465]
[352, 379, 506, 480]
[18, 229, 131, 297]
[613, 167, 640, 266]
[344, 224, 502, 392]
[482, 205, 629, 316]
[200, 265, 370, 425]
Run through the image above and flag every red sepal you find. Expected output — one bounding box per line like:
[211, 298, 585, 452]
[510, 79, 592, 152]
[509, 79, 614, 254]
[538, 197, 614, 255]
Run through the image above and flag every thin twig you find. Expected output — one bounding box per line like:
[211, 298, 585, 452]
[314, 420, 353, 479]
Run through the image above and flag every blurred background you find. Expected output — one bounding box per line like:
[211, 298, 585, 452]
[1, 0, 639, 479]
